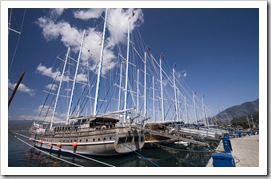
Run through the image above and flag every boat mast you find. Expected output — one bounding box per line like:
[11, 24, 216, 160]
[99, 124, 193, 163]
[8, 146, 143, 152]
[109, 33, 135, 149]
[143, 52, 147, 119]
[152, 76, 155, 122]
[117, 61, 123, 113]
[202, 95, 209, 127]
[8, 71, 25, 107]
[123, 16, 130, 123]
[136, 69, 140, 114]
[50, 47, 70, 128]
[159, 55, 165, 122]
[93, 8, 108, 116]
[193, 92, 198, 125]
[173, 66, 179, 122]
[66, 30, 85, 124]
[184, 96, 188, 124]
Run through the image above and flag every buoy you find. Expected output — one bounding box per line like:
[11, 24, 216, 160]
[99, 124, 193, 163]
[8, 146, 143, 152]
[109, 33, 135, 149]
[29, 138, 33, 142]
[72, 142, 77, 147]
[38, 139, 43, 143]
[56, 142, 62, 147]
[48, 142, 52, 146]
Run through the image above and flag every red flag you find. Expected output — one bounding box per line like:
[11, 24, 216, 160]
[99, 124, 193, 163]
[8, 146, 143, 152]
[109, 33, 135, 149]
[161, 53, 164, 60]
[148, 47, 151, 52]
[132, 12, 135, 17]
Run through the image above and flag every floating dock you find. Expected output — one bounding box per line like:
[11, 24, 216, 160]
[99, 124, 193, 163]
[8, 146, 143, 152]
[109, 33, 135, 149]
[206, 135, 259, 167]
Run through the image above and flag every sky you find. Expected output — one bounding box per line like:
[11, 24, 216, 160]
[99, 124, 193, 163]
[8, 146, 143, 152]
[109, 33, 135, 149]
[7, 8, 259, 121]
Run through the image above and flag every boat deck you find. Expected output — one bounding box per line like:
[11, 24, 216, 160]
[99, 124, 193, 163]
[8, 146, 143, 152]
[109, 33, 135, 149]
[206, 135, 259, 167]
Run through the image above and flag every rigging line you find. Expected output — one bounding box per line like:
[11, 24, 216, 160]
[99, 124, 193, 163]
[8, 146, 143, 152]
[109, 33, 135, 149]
[34, 70, 59, 126]
[70, 83, 89, 116]
[97, 68, 119, 114]
[103, 77, 119, 114]
[12, 131, 116, 167]
[9, 9, 26, 75]
[43, 90, 58, 130]
[101, 130, 160, 167]
[11, 133, 84, 167]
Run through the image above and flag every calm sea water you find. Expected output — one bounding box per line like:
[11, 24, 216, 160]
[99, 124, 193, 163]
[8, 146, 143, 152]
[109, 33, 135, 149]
[8, 132, 212, 167]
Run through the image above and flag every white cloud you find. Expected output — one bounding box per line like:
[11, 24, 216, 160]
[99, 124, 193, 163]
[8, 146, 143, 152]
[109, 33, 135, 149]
[20, 115, 37, 121]
[51, 8, 65, 16]
[76, 73, 88, 83]
[37, 17, 82, 49]
[107, 8, 144, 47]
[36, 8, 144, 76]
[74, 8, 104, 20]
[36, 63, 69, 82]
[8, 79, 35, 96]
[36, 63, 59, 79]
[45, 83, 58, 90]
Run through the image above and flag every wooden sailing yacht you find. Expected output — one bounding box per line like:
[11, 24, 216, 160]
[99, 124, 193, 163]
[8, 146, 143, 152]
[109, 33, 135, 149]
[29, 9, 145, 156]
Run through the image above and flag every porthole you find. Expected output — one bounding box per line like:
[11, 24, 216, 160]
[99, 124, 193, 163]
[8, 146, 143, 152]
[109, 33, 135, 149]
[98, 138, 100, 141]
[103, 137, 106, 141]
[86, 139, 88, 142]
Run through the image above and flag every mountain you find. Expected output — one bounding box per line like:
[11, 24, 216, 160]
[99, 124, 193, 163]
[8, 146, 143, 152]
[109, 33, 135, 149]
[214, 99, 259, 123]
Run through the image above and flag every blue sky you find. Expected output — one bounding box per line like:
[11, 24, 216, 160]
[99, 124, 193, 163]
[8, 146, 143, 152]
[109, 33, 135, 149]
[8, 8, 259, 121]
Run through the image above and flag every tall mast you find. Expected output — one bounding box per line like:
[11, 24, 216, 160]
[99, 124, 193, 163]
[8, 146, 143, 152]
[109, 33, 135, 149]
[202, 95, 209, 127]
[93, 8, 108, 116]
[51, 47, 70, 128]
[173, 67, 179, 121]
[143, 52, 147, 119]
[160, 55, 165, 122]
[184, 96, 188, 124]
[193, 92, 198, 125]
[123, 16, 130, 123]
[152, 76, 155, 122]
[117, 61, 123, 113]
[66, 29, 85, 124]
[136, 69, 139, 114]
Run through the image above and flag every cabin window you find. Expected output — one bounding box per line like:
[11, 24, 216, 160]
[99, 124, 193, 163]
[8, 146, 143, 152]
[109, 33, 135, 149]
[93, 138, 95, 142]
[103, 137, 106, 141]
[79, 139, 81, 142]
[98, 138, 100, 141]
[86, 139, 88, 142]
[109, 137, 112, 140]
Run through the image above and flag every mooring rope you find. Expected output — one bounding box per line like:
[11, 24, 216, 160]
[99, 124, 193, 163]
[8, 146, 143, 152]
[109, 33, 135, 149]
[12, 134, 84, 167]
[12, 131, 116, 167]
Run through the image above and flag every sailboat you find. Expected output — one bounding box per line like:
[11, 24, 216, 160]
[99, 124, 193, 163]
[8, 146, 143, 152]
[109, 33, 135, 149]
[29, 9, 145, 156]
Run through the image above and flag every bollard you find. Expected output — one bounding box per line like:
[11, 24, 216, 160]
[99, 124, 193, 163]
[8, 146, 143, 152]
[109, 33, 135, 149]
[238, 131, 243, 137]
[223, 133, 230, 139]
[222, 137, 231, 153]
[211, 153, 236, 167]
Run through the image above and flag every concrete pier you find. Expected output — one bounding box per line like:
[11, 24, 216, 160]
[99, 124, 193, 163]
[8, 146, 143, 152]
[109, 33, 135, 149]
[206, 135, 259, 167]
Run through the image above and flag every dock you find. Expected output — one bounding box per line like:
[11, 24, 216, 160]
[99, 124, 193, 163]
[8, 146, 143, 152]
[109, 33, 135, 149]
[206, 135, 259, 167]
